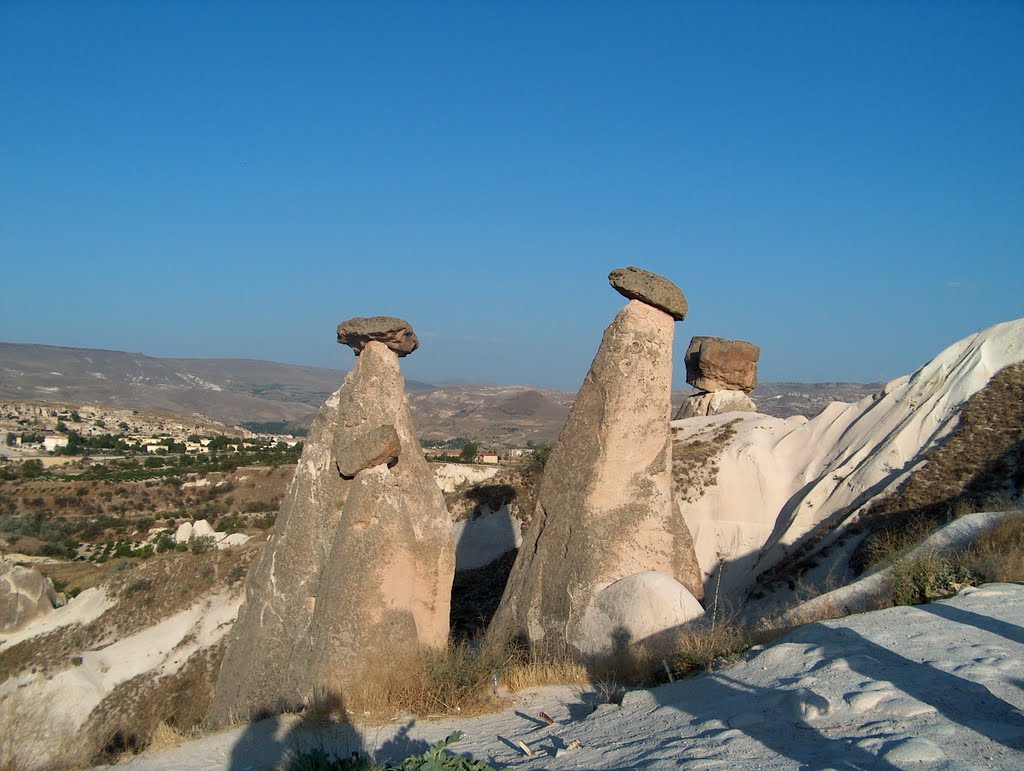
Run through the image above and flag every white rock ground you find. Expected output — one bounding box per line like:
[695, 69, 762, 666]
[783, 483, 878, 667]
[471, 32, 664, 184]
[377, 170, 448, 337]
[105, 582, 1024, 770]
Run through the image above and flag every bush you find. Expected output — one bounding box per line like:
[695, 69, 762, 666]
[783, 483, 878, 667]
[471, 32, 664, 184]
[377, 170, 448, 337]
[189, 535, 216, 554]
[19, 459, 45, 479]
[886, 551, 982, 606]
[123, 579, 152, 597]
[668, 621, 752, 679]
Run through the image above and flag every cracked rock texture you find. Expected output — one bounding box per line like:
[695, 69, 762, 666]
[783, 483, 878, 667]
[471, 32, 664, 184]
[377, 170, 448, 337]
[209, 341, 453, 724]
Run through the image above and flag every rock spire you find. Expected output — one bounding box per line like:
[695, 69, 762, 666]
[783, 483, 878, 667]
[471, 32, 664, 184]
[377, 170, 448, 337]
[487, 268, 703, 659]
[209, 318, 453, 724]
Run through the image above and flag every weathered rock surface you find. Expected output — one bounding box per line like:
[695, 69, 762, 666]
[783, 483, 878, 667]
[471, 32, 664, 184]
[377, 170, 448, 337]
[608, 266, 688, 320]
[192, 519, 216, 539]
[337, 316, 419, 357]
[676, 390, 757, 419]
[174, 521, 193, 544]
[685, 336, 760, 392]
[210, 340, 453, 724]
[575, 571, 705, 657]
[670, 317, 1024, 607]
[488, 297, 703, 657]
[215, 532, 251, 549]
[0, 558, 58, 633]
[334, 424, 401, 478]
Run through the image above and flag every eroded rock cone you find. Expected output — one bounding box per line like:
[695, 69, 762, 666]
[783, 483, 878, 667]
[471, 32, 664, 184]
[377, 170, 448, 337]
[488, 271, 703, 660]
[685, 336, 760, 392]
[209, 337, 453, 724]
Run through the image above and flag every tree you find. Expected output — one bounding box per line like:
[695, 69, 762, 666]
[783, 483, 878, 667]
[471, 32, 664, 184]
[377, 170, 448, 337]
[521, 443, 553, 475]
[19, 459, 44, 479]
[459, 441, 479, 463]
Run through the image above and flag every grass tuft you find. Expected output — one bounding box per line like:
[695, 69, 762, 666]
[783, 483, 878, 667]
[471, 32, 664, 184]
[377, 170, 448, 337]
[667, 622, 753, 679]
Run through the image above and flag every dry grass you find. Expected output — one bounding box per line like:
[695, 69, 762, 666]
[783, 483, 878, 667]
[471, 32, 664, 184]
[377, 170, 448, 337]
[853, 362, 1024, 571]
[958, 512, 1024, 583]
[861, 513, 945, 570]
[501, 651, 591, 693]
[145, 722, 188, 753]
[303, 641, 594, 728]
[0, 690, 86, 771]
[81, 640, 226, 764]
[667, 621, 753, 679]
[337, 642, 512, 722]
[672, 419, 740, 503]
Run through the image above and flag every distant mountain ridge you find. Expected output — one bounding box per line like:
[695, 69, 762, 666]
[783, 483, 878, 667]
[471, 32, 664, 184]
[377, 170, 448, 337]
[0, 342, 881, 447]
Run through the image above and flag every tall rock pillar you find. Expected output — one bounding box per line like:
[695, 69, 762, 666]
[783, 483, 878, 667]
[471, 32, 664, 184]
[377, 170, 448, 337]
[488, 268, 703, 659]
[209, 317, 454, 724]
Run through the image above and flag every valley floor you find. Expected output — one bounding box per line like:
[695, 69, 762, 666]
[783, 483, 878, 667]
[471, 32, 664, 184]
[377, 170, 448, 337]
[105, 582, 1024, 770]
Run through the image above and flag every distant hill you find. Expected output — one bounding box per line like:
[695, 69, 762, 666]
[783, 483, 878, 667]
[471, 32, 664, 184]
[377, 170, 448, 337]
[0, 342, 882, 447]
[0, 343, 358, 431]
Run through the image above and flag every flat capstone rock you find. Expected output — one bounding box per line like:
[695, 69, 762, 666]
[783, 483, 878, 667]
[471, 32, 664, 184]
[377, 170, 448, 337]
[608, 266, 687, 320]
[337, 316, 419, 357]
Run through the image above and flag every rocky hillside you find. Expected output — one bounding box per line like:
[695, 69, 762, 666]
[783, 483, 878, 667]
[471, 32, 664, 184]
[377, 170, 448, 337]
[1, 343, 879, 448]
[671, 316, 1024, 610]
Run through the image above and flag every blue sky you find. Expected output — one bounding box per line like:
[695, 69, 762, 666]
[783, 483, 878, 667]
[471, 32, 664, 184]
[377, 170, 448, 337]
[2, 1, 1021, 389]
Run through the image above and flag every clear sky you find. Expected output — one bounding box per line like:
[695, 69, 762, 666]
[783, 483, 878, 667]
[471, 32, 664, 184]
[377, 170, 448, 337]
[2, 1, 1021, 389]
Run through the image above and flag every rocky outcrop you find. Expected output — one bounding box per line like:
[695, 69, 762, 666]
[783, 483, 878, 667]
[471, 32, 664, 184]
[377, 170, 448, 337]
[675, 390, 757, 419]
[488, 270, 703, 659]
[670, 317, 1024, 608]
[685, 337, 760, 393]
[171, 520, 249, 550]
[336, 316, 419, 357]
[0, 558, 58, 633]
[334, 424, 401, 477]
[575, 572, 705, 657]
[609, 266, 688, 320]
[209, 324, 453, 725]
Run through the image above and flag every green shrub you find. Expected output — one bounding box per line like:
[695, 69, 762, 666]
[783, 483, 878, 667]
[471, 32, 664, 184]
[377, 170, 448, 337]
[886, 551, 982, 606]
[123, 579, 152, 597]
[190, 534, 216, 554]
[286, 731, 493, 771]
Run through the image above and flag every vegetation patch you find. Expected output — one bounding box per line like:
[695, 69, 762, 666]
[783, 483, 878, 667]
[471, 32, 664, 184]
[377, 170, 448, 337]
[287, 731, 493, 771]
[852, 362, 1024, 571]
[672, 419, 740, 502]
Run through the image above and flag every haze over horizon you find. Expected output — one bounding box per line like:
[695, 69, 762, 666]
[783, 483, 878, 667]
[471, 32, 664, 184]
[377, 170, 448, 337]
[2, 2, 1021, 390]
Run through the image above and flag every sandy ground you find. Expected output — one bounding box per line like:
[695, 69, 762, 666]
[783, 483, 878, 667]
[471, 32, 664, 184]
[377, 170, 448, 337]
[106, 582, 1024, 770]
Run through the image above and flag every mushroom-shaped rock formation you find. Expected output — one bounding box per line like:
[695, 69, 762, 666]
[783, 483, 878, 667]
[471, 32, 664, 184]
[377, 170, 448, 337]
[337, 316, 419, 357]
[488, 268, 703, 660]
[209, 323, 453, 725]
[685, 336, 760, 393]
